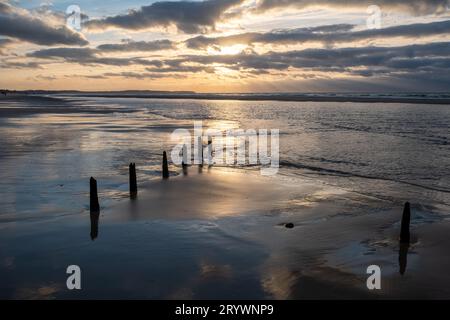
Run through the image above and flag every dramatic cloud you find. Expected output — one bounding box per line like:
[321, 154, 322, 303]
[0, 38, 13, 47]
[27, 47, 162, 67]
[144, 66, 215, 73]
[28, 40, 450, 79]
[26, 46, 214, 74]
[186, 20, 450, 49]
[3, 0, 450, 92]
[154, 42, 450, 78]
[2, 60, 43, 69]
[255, 0, 450, 15]
[86, 0, 245, 33]
[0, 37, 14, 55]
[103, 72, 187, 79]
[0, 2, 88, 46]
[85, 0, 450, 35]
[97, 39, 176, 52]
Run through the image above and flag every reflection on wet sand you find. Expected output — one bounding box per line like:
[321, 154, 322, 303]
[90, 212, 99, 241]
[2, 95, 450, 299]
[14, 283, 62, 300]
[107, 166, 321, 221]
[261, 267, 298, 300]
[399, 243, 409, 275]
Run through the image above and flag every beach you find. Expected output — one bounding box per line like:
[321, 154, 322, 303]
[0, 94, 450, 299]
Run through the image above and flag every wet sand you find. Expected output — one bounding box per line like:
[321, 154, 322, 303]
[1, 94, 450, 299]
[2, 166, 450, 299]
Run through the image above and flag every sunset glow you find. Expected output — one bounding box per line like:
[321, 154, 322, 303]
[1, 1, 450, 92]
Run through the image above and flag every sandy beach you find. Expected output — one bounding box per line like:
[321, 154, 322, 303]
[2, 0, 450, 307]
[0, 94, 449, 299]
[2, 165, 450, 299]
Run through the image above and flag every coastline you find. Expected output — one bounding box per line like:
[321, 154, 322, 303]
[2, 92, 450, 105]
[1, 94, 449, 299]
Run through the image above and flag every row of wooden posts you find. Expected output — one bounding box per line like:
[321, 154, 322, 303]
[90, 151, 171, 213]
[89, 151, 413, 245]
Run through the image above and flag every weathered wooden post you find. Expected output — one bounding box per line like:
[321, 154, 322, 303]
[198, 136, 203, 167]
[182, 144, 188, 168]
[400, 202, 411, 243]
[162, 151, 169, 179]
[90, 177, 100, 213]
[129, 163, 137, 198]
[181, 144, 188, 175]
[206, 136, 213, 165]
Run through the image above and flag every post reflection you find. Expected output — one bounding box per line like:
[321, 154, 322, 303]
[399, 243, 409, 275]
[90, 211, 100, 241]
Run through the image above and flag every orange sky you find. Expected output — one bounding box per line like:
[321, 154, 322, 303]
[1, 0, 450, 92]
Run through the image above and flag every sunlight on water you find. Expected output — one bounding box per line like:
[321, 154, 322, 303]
[1, 95, 450, 299]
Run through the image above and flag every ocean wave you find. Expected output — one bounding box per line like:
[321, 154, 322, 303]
[279, 160, 450, 194]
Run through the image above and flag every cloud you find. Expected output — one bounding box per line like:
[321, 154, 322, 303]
[0, 38, 14, 47]
[155, 41, 450, 79]
[27, 47, 162, 67]
[0, 2, 88, 46]
[186, 20, 450, 49]
[2, 60, 43, 69]
[0, 37, 14, 55]
[35, 74, 57, 81]
[144, 65, 216, 73]
[103, 72, 187, 79]
[97, 39, 176, 52]
[24, 36, 450, 85]
[186, 24, 354, 49]
[254, 0, 450, 15]
[86, 0, 245, 33]
[85, 0, 450, 36]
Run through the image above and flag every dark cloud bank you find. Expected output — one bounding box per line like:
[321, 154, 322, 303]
[186, 20, 450, 49]
[27, 39, 450, 81]
[86, 0, 244, 33]
[0, 2, 87, 46]
[255, 0, 450, 15]
[86, 0, 450, 33]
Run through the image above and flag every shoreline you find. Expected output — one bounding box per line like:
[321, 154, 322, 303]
[2, 92, 450, 105]
[1, 94, 450, 298]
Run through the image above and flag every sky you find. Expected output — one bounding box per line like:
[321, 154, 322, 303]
[1, 0, 450, 92]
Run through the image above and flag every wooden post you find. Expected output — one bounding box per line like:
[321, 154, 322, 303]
[129, 163, 137, 198]
[206, 136, 212, 165]
[182, 144, 188, 175]
[400, 202, 411, 243]
[182, 144, 188, 168]
[162, 151, 169, 179]
[90, 177, 100, 213]
[198, 136, 203, 167]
